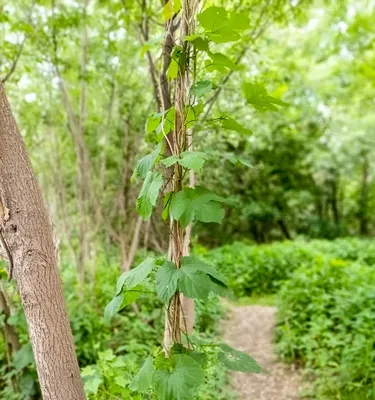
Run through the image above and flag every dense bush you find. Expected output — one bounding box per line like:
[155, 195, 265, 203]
[199, 241, 315, 297]
[275, 258, 375, 399]
[200, 238, 375, 298]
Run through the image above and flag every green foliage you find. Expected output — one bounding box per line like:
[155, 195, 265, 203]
[202, 241, 315, 297]
[136, 171, 164, 220]
[242, 82, 288, 112]
[169, 187, 226, 228]
[161, 151, 208, 173]
[275, 258, 375, 399]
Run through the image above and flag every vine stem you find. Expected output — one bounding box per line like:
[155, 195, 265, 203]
[163, 0, 198, 355]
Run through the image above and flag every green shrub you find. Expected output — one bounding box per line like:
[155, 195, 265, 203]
[199, 238, 375, 299]
[275, 258, 375, 399]
[200, 241, 315, 297]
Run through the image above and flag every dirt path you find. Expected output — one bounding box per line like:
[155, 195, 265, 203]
[224, 305, 301, 400]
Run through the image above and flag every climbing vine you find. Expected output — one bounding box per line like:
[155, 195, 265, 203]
[105, 2, 286, 398]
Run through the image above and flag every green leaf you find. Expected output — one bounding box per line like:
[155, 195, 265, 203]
[162, 0, 181, 21]
[220, 116, 252, 135]
[162, 192, 172, 220]
[157, 107, 176, 135]
[116, 257, 156, 294]
[131, 142, 163, 181]
[104, 289, 141, 324]
[161, 151, 208, 173]
[167, 58, 179, 80]
[136, 171, 164, 220]
[153, 354, 204, 400]
[14, 344, 34, 371]
[185, 35, 209, 51]
[177, 267, 212, 300]
[170, 187, 226, 228]
[197, 7, 228, 31]
[210, 27, 241, 43]
[195, 200, 225, 224]
[228, 11, 250, 30]
[130, 356, 154, 393]
[205, 52, 238, 73]
[82, 366, 103, 395]
[218, 344, 261, 372]
[185, 104, 204, 129]
[180, 256, 229, 296]
[190, 80, 213, 97]
[178, 152, 208, 172]
[146, 113, 162, 134]
[156, 260, 179, 302]
[242, 82, 288, 112]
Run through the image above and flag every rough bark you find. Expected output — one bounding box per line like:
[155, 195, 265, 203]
[0, 83, 85, 400]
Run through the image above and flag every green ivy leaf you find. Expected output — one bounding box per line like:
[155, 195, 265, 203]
[217, 344, 261, 372]
[130, 356, 154, 393]
[153, 354, 204, 400]
[116, 257, 156, 294]
[190, 80, 213, 97]
[136, 171, 163, 220]
[156, 260, 179, 302]
[242, 82, 288, 112]
[131, 142, 163, 181]
[220, 116, 252, 135]
[170, 187, 226, 228]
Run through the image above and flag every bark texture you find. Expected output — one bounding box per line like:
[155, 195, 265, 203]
[0, 83, 85, 400]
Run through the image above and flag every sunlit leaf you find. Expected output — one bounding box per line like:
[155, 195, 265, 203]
[136, 171, 163, 220]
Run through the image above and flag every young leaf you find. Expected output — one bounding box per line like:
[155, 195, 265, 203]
[130, 356, 154, 393]
[136, 171, 163, 220]
[190, 80, 213, 97]
[156, 260, 179, 302]
[162, 0, 181, 21]
[146, 113, 162, 134]
[242, 82, 288, 112]
[205, 52, 239, 73]
[153, 354, 204, 400]
[217, 344, 261, 373]
[220, 116, 252, 135]
[131, 142, 163, 181]
[116, 256, 156, 295]
[197, 7, 228, 31]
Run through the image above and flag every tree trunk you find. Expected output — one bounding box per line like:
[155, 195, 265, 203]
[0, 84, 85, 399]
